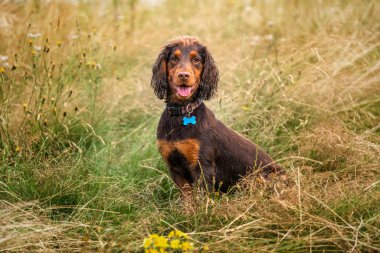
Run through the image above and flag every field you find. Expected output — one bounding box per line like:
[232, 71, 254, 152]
[1, 0, 379, 252]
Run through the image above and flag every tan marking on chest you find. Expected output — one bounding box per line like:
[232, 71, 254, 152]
[157, 139, 200, 168]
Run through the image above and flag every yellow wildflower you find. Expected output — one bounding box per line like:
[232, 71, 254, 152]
[168, 229, 189, 239]
[145, 249, 158, 253]
[15, 146, 21, 152]
[150, 234, 159, 239]
[241, 105, 249, 110]
[256, 177, 264, 184]
[0, 67, 4, 73]
[203, 245, 209, 251]
[86, 61, 96, 67]
[168, 230, 175, 238]
[170, 239, 180, 249]
[181, 241, 193, 251]
[179, 230, 189, 239]
[86, 61, 101, 69]
[168, 231, 174, 238]
[143, 238, 153, 248]
[154, 236, 168, 248]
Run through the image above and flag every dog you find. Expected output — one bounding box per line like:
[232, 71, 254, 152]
[151, 36, 285, 196]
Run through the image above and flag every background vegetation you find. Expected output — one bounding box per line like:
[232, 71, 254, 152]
[0, 0, 379, 252]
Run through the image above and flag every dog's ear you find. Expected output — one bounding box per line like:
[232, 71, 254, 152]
[199, 47, 219, 100]
[151, 47, 169, 99]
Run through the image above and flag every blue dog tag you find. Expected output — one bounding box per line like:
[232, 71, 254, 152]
[183, 116, 196, 126]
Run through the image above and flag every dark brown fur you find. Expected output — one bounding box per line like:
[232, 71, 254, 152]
[151, 36, 285, 194]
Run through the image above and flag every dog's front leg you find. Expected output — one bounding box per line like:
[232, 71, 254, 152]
[194, 160, 216, 194]
[169, 169, 194, 211]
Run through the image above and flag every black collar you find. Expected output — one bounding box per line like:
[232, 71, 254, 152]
[166, 99, 203, 116]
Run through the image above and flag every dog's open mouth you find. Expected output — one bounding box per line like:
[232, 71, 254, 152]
[176, 85, 193, 97]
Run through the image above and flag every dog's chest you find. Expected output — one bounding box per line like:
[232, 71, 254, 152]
[156, 139, 200, 168]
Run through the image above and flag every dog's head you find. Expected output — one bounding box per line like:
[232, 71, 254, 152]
[151, 36, 219, 103]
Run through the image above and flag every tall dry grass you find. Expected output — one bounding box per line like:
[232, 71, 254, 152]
[0, 0, 379, 252]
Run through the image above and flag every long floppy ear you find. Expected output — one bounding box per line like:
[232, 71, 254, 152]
[151, 47, 169, 99]
[199, 47, 219, 100]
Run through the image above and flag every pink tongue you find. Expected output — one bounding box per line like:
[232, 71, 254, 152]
[177, 86, 191, 97]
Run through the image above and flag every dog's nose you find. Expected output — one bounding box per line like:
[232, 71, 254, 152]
[178, 72, 190, 81]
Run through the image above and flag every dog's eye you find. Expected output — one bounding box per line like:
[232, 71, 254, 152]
[170, 56, 178, 64]
[192, 57, 200, 64]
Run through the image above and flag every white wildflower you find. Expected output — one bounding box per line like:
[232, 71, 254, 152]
[116, 15, 125, 20]
[69, 34, 79, 40]
[251, 35, 261, 45]
[27, 32, 41, 38]
[264, 34, 274, 41]
[244, 6, 252, 13]
[0, 55, 8, 62]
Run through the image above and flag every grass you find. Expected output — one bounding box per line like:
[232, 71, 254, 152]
[0, 0, 379, 252]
